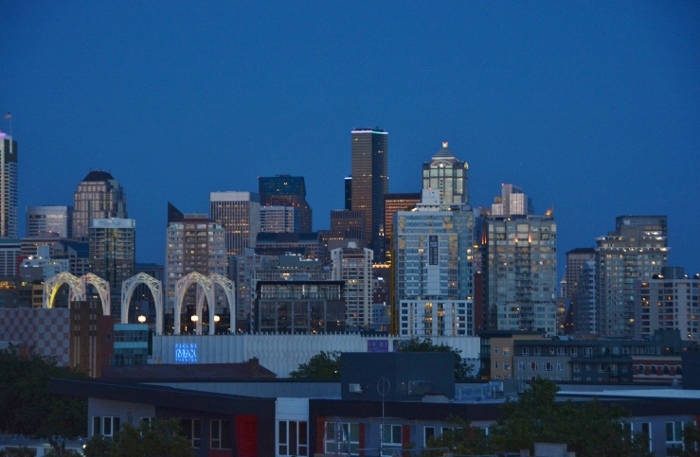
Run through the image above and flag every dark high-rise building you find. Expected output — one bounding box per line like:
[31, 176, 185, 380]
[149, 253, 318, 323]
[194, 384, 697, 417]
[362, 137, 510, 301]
[383, 193, 420, 264]
[258, 175, 312, 233]
[72, 170, 127, 241]
[344, 176, 352, 210]
[351, 128, 388, 260]
[0, 133, 18, 239]
[596, 215, 668, 338]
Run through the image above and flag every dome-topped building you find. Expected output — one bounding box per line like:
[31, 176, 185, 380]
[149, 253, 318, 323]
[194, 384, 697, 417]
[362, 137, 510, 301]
[421, 142, 469, 206]
[72, 169, 127, 240]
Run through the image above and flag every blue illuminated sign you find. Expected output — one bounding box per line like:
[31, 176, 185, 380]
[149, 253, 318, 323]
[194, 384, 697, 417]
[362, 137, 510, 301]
[175, 343, 197, 363]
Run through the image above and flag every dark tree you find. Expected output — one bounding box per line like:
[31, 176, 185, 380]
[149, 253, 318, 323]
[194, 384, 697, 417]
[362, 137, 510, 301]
[0, 346, 87, 437]
[488, 377, 653, 457]
[290, 350, 341, 380]
[83, 418, 195, 457]
[397, 338, 474, 380]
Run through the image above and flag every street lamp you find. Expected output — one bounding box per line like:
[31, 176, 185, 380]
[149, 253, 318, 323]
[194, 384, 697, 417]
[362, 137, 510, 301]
[137, 315, 146, 323]
[190, 315, 199, 323]
[214, 315, 221, 323]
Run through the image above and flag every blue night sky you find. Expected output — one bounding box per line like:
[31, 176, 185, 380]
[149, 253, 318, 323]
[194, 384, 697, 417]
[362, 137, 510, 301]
[1, 2, 699, 276]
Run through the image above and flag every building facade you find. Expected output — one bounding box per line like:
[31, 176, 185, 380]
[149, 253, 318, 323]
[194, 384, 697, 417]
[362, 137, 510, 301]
[383, 193, 420, 265]
[484, 209, 557, 336]
[258, 175, 312, 233]
[26, 205, 73, 238]
[210, 191, 260, 257]
[636, 266, 700, 341]
[331, 243, 374, 329]
[260, 206, 299, 234]
[421, 142, 469, 205]
[0, 133, 17, 239]
[72, 170, 127, 241]
[89, 218, 136, 321]
[351, 128, 388, 260]
[564, 248, 596, 334]
[596, 216, 668, 338]
[165, 211, 226, 331]
[393, 190, 475, 337]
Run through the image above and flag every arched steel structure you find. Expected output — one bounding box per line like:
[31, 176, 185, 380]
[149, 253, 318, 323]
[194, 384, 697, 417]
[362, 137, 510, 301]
[174, 272, 214, 335]
[83, 273, 111, 316]
[43, 272, 84, 309]
[121, 272, 163, 334]
[209, 273, 236, 327]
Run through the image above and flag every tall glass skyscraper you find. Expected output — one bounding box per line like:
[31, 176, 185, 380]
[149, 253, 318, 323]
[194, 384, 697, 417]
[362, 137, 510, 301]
[0, 133, 18, 239]
[72, 170, 127, 241]
[351, 128, 388, 261]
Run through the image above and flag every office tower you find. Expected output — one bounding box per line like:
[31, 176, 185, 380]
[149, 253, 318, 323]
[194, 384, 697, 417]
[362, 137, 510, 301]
[324, 210, 366, 253]
[72, 170, 127, 241]
[596, 216, 668, 338]
[20, 245, 70, 282]
[210, 191, 260, 257]
[89, 218, 136, 321]
[564, 248, 596, 334]
[0, 132, 17, 238]
[393, 190, 475, 337]
[258, 175, 312, 233]
[491, 184, 533, 216]
[26, 206, 73, 238]
[331, 242, 374, 328]
[21, 234, 90, 277]
[344, 176, 352, 210]
[574, 260, 597, 335]
[260, 206, 299, 233]
[422, 142, 469, 205]
[165, 206, 226, 330]
[351, 128, 388, 260]
[0, 239, 20, 276]
[484, 185, 557, 336]
[383, 193, 421, 264]
[636, 266, 700, 341]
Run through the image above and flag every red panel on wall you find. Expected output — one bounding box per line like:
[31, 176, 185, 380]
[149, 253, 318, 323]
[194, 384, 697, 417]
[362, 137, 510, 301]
[235, 415, 258, 457]
[402, 425, 411, 457]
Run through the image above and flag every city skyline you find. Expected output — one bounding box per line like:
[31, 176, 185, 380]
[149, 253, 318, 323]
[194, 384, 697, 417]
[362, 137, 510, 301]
[1, 2, 698, 274]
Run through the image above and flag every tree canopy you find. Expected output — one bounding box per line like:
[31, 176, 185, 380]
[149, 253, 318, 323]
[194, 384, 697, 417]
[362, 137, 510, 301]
[397, 338, 474, 380]
[290, 350, 341, 380]
[83, 418, 195, 457]
[423, 378, 654, 457]
[0, 346, 87, 438]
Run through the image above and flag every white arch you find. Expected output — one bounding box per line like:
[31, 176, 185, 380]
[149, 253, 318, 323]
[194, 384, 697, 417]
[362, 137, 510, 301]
[43, 272, 84, 309]
[174, 272, 214, 335]
[121, 273, 163, 334]
[82, 273, 111, 316]
[209, 273, 235, 333]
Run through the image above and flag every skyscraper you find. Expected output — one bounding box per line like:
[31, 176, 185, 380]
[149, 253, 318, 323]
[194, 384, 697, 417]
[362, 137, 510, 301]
[26, 206, 73, 238]
[210, 191, 261, 257]
[596, 215, 668, 338]
[0, 132, 18, 239]
[564, 248, 596, 334]
[484, 185, 557, 336]
[89, 217, 136, 321]
[422, 142, 469, 205]
[165, 206, 226, 330]
[72, 170, 127, 241]
[383, 193, 421, 264]
[258, 175, 312, 233]
[351, 128, 388, 260]
[331, 242, 374, 329]
[393, 190, 476, 337]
